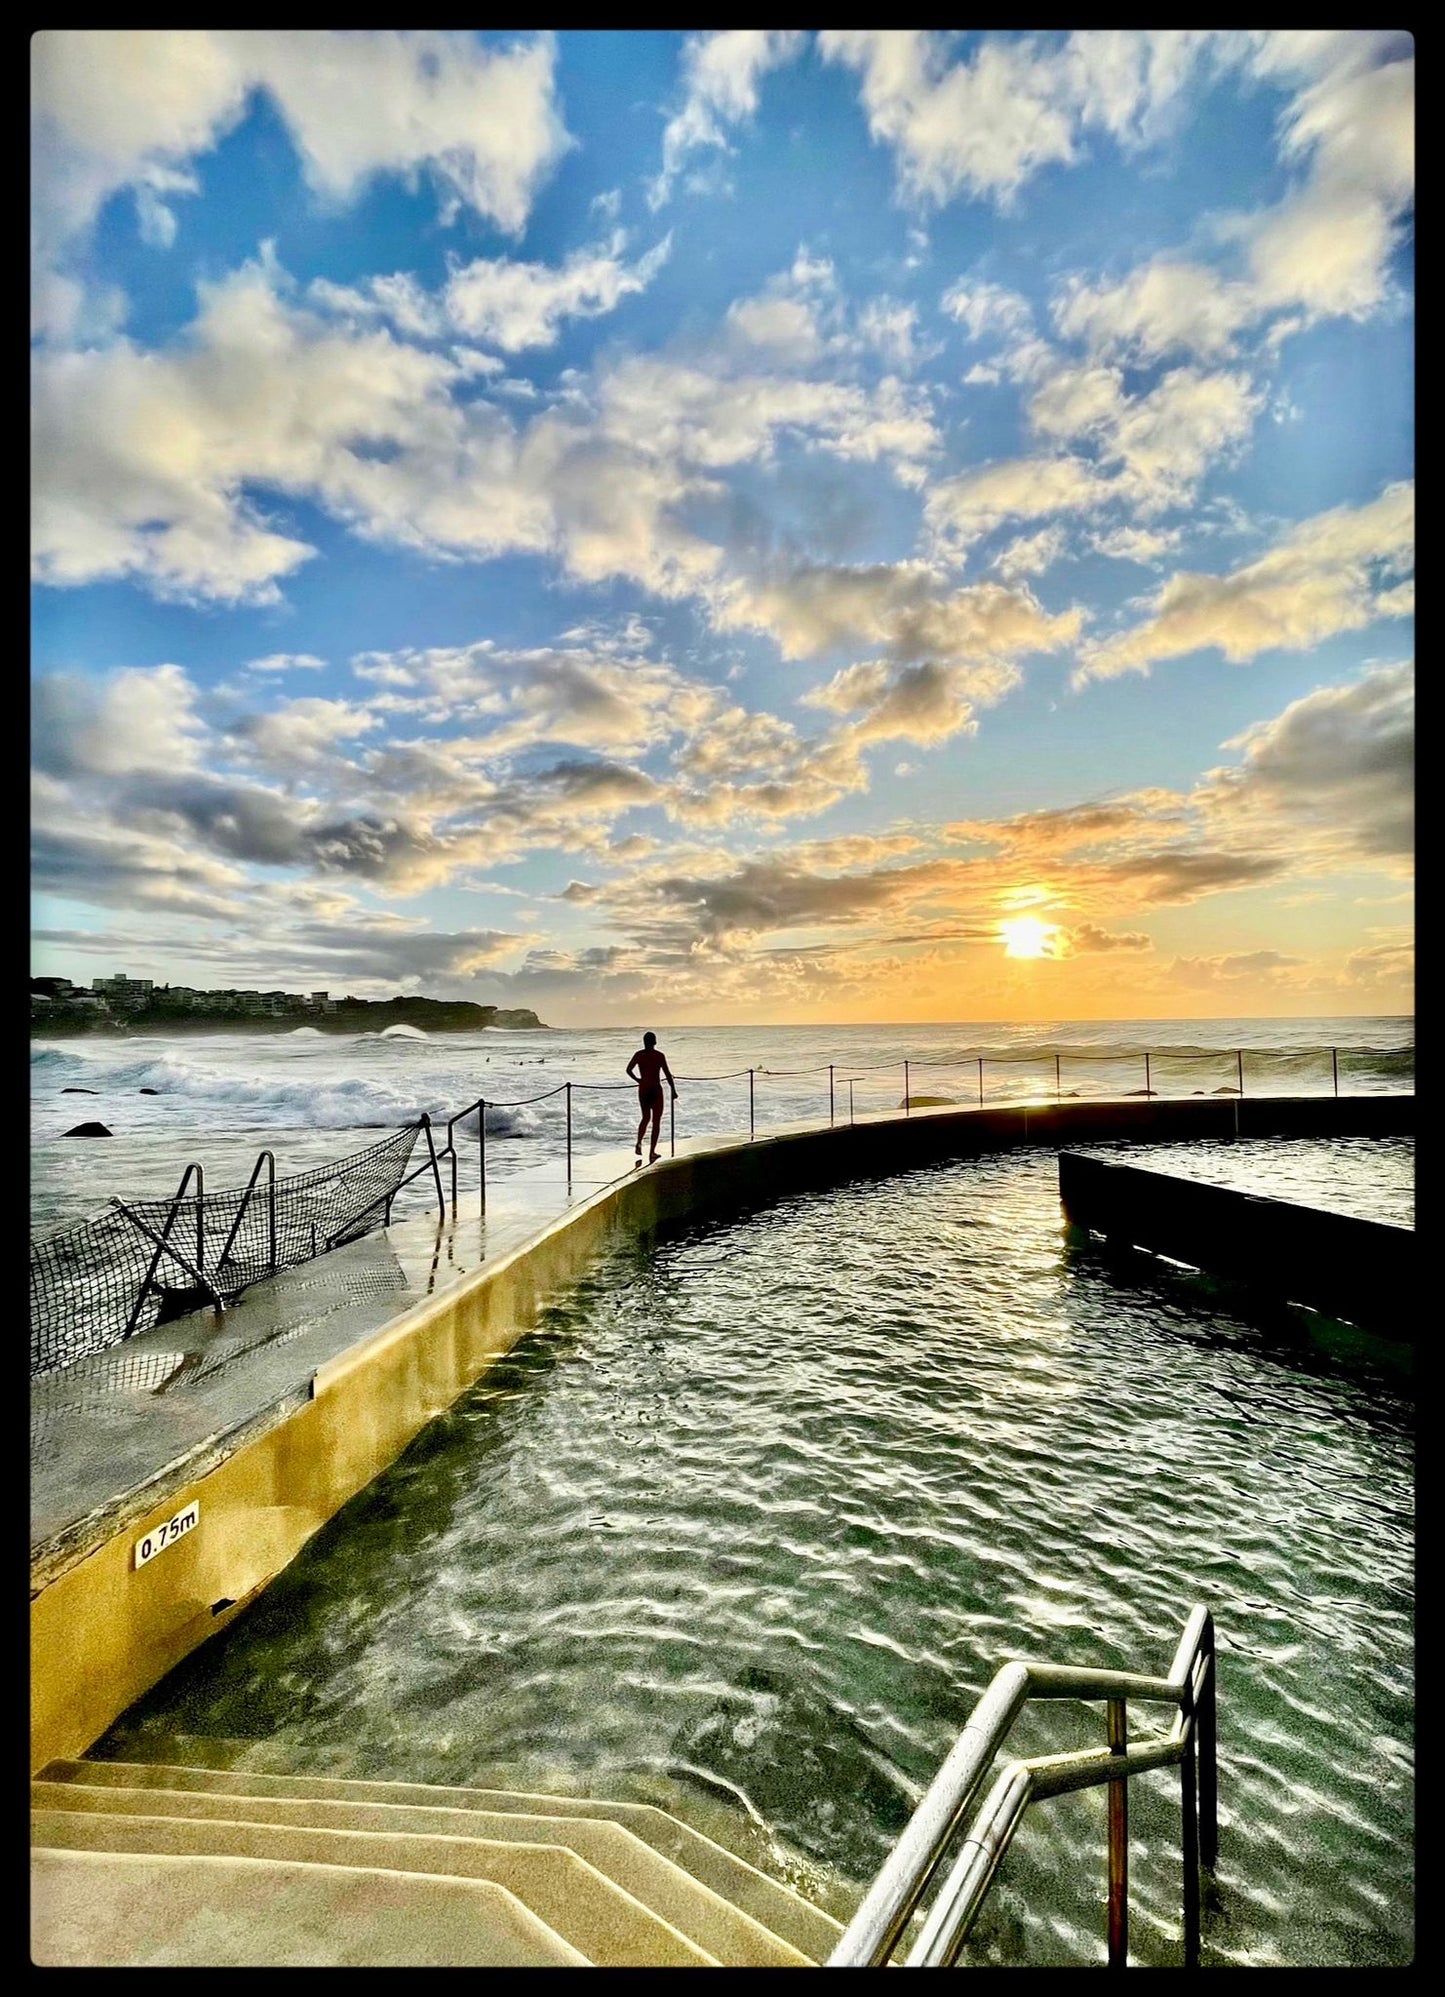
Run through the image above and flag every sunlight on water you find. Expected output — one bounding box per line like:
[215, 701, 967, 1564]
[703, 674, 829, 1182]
[97, 1149, 1413, 1967]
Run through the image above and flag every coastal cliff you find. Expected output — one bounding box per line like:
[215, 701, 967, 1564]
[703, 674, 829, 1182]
[33, 997, 547, 1037]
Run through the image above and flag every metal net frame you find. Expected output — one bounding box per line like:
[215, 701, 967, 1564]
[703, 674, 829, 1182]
[31, 1121, 431, 1380]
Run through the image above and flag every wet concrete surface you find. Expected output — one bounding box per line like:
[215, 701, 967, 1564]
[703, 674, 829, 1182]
[31, 1140, 667, 1558]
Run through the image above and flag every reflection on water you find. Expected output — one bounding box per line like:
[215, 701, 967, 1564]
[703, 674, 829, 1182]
[98, 1150, 1414, 1967]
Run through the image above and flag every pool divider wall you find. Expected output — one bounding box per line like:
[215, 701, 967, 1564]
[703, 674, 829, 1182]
[1057, 1150, 1415, 1338]
[30, 1093, 1412, 1773]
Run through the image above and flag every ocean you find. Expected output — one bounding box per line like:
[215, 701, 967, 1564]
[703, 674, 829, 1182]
[30, 1015, 1413, 1234]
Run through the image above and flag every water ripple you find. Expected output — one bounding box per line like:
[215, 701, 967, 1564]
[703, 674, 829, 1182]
[98, 1149, 1413, 1966]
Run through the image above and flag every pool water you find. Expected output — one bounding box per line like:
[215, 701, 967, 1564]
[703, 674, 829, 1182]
[97, 1149, 1415, 1967]
[1079, 1134, 1415, 1228]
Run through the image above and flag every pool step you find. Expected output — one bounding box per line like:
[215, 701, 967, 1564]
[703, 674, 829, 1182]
[32, 1846, 587, 1967]
[34, 1761, 839, 1967]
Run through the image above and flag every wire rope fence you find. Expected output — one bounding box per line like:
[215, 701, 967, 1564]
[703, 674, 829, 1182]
[32, 1041, 1407, 1380]
[433, 1039, 1405, 1217]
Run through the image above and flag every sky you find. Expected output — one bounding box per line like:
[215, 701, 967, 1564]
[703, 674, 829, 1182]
[30, 29, 1414, 1025]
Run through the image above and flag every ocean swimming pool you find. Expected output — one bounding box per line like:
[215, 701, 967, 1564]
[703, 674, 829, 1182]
[95, 1146, 1414, 1967]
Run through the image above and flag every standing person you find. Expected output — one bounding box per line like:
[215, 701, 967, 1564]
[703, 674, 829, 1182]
[627, 1031, 677, 1163]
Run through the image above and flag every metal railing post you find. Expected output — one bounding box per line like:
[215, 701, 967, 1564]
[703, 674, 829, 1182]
[849, 1078, 855, 1125]
[904, 1059, 910, 1114]
[565, 1083, 572, 1182]
[266, 1152, 277, 1275]
[978, 1056, 984, 1107]
[421, 1115, 445, 1222]
[194, 1163, 204, 1289]
[829, 1064, 835, 1125]
[1198, 1615, 1219, 1872]
[1332, 1047, 1339, 1098]
[1145, 1050, 1151, 1100]
[670, 1091, 675, 1157]
[1055, 1052, 1061, 1102]
[749, 1068, 755, 1138]
[216, 1150, 276, 1278]
[1107, 1698, 1128, 1968]
[1180, 1673, 1201, 1968]
[1236, 1048, 1244, 1098]
[479, 1098, 487, 1215]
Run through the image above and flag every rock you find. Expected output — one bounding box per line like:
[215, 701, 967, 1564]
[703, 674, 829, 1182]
[900, 1093, 956, 1108]
[61, 1087, 99, 1094]
[139, 1087, 160, 1095]
[63, 1121, 112, 1137]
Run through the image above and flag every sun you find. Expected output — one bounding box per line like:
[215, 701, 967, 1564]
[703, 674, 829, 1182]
[999, 914, 1058, 959]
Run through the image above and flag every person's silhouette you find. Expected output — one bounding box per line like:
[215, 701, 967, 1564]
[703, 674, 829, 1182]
[626, 1031, 676, 1163]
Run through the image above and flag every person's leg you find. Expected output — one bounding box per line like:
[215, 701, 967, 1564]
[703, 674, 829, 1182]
[635, 1101, 646, 1154]
[648, 1097, 664, 1159]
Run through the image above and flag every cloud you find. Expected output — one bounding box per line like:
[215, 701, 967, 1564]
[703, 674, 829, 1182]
[724, 560, 1083, 667]
[858, 299, 927, 371]
[31, 30, 570, 338]
[229, 697, 381, 773]
[31, 255, 703, 604]
[443, 234, 671, 351]
[1198, 660, 1413, 862]
[652, 30, 805, 206]
[926, 455, 1110, 549]
[949, 661, 1412, 903]
[246, 652, 327, 673]
[992, 527, 1067, 581]
[1091, 525, 1182, 565]
[1066, 922, 1153, 953]
[31, 810, 257, 923]
[820, 30, 1223, 210]
[32, 664, 207, 777]
[31, 258, 453, 601]
[1052, 262, 1253, 365]
[1163, 949, 1306, 987]
[1014, 360, 1262, 518]
[351, 637, 721, 759]
[1078, 482, 1414, 683]
[941, 280, 1034, 341]
[1049, 32, 1413, 363]
[820, 31, 1078, 207]
[1344, 937, 1413, 986]
[596, 353, 938, 480]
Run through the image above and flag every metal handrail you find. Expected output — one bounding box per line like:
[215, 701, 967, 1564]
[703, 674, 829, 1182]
[829, 1605, 1218, 1969]
[342, 1113, 445, 1238]
[215, 1149, 276, 1278]
[116, 1161, 208, 1337]
[112, 1172, 228, 1326]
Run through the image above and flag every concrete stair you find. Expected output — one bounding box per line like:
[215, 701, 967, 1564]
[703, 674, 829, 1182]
[33, 1757, 844, 1968]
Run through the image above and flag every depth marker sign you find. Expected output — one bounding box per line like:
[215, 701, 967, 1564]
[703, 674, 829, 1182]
[134, 1501, 200, 1569]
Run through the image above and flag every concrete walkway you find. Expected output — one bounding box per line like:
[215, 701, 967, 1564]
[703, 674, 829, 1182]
[30, 1132, 727, 1561]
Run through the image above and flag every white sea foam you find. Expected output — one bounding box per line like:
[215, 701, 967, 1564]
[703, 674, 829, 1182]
[31, 1017, 1413, 1229]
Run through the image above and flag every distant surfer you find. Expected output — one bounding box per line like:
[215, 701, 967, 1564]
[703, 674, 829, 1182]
[627, 1032, 677, 1163]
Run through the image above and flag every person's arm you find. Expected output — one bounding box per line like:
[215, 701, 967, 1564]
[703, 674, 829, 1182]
[662, 1056, 677, 1096]
[626, 1052, 640, 1081]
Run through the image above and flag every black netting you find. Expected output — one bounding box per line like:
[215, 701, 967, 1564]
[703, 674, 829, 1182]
[30, 1123, 425, 1380]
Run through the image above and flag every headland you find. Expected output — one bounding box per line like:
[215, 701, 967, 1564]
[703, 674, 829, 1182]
[32, 975, 545, 1037]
